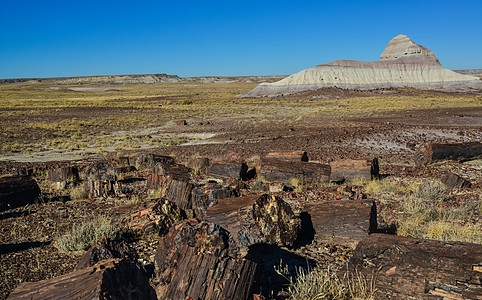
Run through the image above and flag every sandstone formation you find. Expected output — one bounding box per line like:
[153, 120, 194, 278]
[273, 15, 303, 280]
[241, 35, 481, 97]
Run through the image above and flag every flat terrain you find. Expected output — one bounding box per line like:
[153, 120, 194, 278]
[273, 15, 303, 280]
[0, 80, 481, 299]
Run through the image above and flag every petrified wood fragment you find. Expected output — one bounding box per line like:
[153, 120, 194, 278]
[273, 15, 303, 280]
[265, 150, 309, 162]
[0, 176, 41, 212]
[330, 159, 372, 181]
[257, 159, 331, 183]
[205, 194, 301, 249]
[146, 172, 193, 210]
[441, 172, 472, 189]
[303, 200, 376, 248]
[76, 238, 138, 270]
[8, 259, 156, 300]
[209, 160, 244, 179]
[154, 219, 258, 300]
[416, 142, 482, 165]
[347, 234, 482, 299]
[191, 181, 240, 218]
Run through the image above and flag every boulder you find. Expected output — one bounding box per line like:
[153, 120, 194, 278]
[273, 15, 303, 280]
[347, 234, 482, 299]
[8, 259, 156, 300]
[329, 159, 372, 182]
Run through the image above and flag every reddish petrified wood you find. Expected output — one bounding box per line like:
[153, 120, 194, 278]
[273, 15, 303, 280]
[264, 150, 309, 162]
[257, 159, 331, 183]
[441, 172, 472, 189]
[146, 173, 193, 210]
[303, 200, 376, 248]
[347, 234, 482, 299]
[191, 181, 240, 218]
[330, 159, 372, 181]
[0, 176, 41, 212]
[416, 142, 482, 165]
[8, 259, 156, 300]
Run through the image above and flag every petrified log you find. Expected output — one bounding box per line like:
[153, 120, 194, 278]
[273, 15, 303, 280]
[0, 176, 41, 212]
[154, 219, 258, 300]
[416, 142, 482, 165]
[130, 153, 175, 173]
[257, 159, 331, 183]
[8, 259, 156, 300]
[115, 198, 185, 235]
[191, 181, 240, 218]
[209, 160, 243, 179]
[48, 166, 79, 185]
[76, 238, 138, 270]
[86, 179, 119, 199]
[265, 150, 309, 162]
[441, 172, 472, 189]
[347, 234, 482, 299]
[205, 194, 301, 249]
[303, 200, 376, 248]
[146, 172, 193, 210]
[330, 159, 372, 181]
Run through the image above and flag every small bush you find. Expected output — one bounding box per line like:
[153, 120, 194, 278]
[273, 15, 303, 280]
[416, 180, 446, 202]
[69, 184, 88, 200]
[275, 263, 376, 300]
[54, 216, 121, 252]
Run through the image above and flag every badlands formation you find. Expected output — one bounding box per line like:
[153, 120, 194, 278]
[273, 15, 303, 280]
[242, 35, 481, 97]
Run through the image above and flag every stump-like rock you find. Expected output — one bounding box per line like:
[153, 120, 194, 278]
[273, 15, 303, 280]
[347, 234, 482, 299]
[154, 219, 258, 300]
[76, 238, 138, 270]
[191, 181, 240, 218]
[8, 259, 156, 300]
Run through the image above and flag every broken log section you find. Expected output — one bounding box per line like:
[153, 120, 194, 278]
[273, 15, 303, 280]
[417, 142, 482, 165]
[265, 150, 308, 162]
[303, 200, 376, 248]
[258, 159, 330, 183]
[8, 259, 156, 300]
[0, 176, 41, 212]
[347, 233, 482, 299]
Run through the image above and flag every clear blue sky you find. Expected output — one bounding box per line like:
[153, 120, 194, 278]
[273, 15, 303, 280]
[1, 0, 481, 79]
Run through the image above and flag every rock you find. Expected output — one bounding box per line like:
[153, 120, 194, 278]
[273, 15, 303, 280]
[347, 234, 482, 299]
[257, 159, 330, 184]
[265, 150, 309, 162]
[206, 194, 301, 249]
[0, 176, 41, 212]
[441, 172, 472, 189]
[303, 200, 376, 248]
[8, 259, 156, 300]
[154, 219, 258, 300]
[176, 119, 187, 126]
[186, 157, 210, 175]
[240, 35, 481, 97]
[76, 238, 138, 270]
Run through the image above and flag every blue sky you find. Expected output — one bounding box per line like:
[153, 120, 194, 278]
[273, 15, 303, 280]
[0, 0, 481, 78]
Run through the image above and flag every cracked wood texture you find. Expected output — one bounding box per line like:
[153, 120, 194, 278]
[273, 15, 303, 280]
[348, 234, 482, 299]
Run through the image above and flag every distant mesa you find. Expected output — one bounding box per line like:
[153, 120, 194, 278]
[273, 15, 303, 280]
[240, 34, 482, 97]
